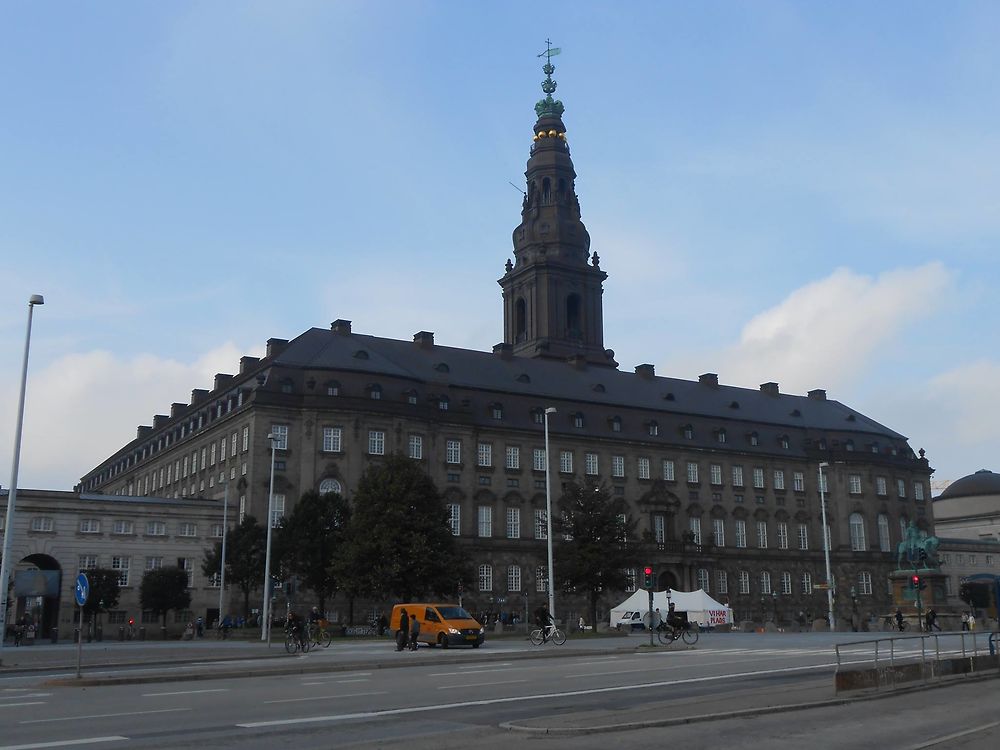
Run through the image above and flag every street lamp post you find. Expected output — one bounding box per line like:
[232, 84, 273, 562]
[543, 407, 557, 621]
[0, 294, 44, 667]
[818, 461, 835, 632]
[216, 478, 229, 629]
[261, 434, 278, 644]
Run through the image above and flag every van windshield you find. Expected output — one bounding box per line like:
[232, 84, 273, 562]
[436, 606, 474, 620]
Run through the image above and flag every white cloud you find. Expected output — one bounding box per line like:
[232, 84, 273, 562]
[0, 343, 257, 491]
[665, 263, 954, 393]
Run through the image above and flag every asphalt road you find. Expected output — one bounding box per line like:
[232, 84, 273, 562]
[1, 632, 997, 749]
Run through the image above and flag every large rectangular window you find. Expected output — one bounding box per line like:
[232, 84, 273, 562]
[637, 457, 650, 480]
[477, 443, 492, 468]
[478, 564, 493, 592]
[686, 462, 699, 483]
[559, 451, 573, 474]
[612, 456, 625, 478]
[477, 506, 493, 537]
[322, 427, 342, 453]
[446, 439, 462, 464]
[534, 509, 547, 539]
[585, 452, 599, 476]
[447, 504, 460, 536]
[368, 430, 385, 455]
[532, 448, 546, 471]
[756, 521, 768, 549]
[710, 464, 722, 485]
[713, 518, 725, 547]
[653, 515, 665, 544]
[506, 507, 520, 539]
[112, 556, 130, 587]
[793, 472, 805, 492]
[689, 517, 702, 544]
[716, 571, 728, 595]
[270, 424, 289, 450]
[797, 523, 809, 550]
[507, 565, 522, 592]
[506, 446, 520, 470]
[774, 470, 785, 490]
[662, 460, 675, 481]
[735, 520, 747, 548]
[732, 465, 744, 487]
[849, 474, 862, 494]
[535, 566, 548, 593]
[738, 570, 750, 594]
[271, 494, 285, 528]
[801, 572, 813, 595]
[408, 434, 423, 459]
[777, 522, 789, 550]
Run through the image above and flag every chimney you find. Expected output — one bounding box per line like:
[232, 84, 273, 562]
[492, 343, 513, 360]
[190, 388, 209, 405]
[699, 373, 719, 386]
[170, 402, 186, 419]
[760, 382, 779, 396]
[567, 354, 587, 370]
[153, 414, 169, 429]
[214, 373, 234, 391]
[635, 363, 655, 380]
[266, 338, 289, 358]
[413, 331, 435, 348]
[808, 389, 827, 400]
[136, 425, 152, 439]
[239, 356, 260, 374]
[330, 319, 352, 335]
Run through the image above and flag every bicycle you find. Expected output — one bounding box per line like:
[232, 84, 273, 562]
[529, 623, 566, 646]
[216, 625, 230, 640]
[656, 620, 699, 646]
[284, 626, 311, 654]
[309, 620, 333, 648]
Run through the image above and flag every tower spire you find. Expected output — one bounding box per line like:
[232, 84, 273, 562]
[498, 45, 615, 368]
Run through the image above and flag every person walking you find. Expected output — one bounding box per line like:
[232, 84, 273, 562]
[968, 612, 977, 631]
[961, 612, 969, 631]
[409, 613, 420, 651]
[396, 609, 409, 651]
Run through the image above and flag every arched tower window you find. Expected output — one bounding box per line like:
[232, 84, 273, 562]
[542, 177, 551, 204]
[515, 298, 527, 342]
[566, 294, 581, 337]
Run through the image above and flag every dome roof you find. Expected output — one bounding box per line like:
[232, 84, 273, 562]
[937, 469, 1000, 500]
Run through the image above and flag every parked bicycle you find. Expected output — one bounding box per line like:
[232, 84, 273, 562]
[529, 623, 566, 646]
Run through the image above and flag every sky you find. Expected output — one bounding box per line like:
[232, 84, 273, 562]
[1, 1, 998, 492]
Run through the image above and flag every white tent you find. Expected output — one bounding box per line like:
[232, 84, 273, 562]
[609, 589, 732, 628]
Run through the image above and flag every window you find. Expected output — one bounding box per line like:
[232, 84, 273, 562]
[79, 555, 98, 571]
[716, 429, 727, 444]
[438, 396, 449, 411]
[713, 570, 728, 595]
[534, 509, 547, 539]
[877, 514, 891, 552]
[756, 521, 768, 549]
[477, 443, 492, 468]
[326, 381, 340, 396]
[683, 425, 694, 440]
[182, 455, 189, 478]
[211, 524, 224, 538]
[271, 494, 285, 528]
[112, 556, 130, 586]
[712, 519, 725, 547]
[79, 519, 101, 534]
[653, 515, 665, 544]
[178, 557, 194, 587]
[506, 507, 520, 539]
[735, 520, 747, 548]
[625, 568, 638, 593]
[686, 462, 699, 483]
[797, 523, 809, 550]
[897, 479, 907, 498]
[239, 495, 246, 524]
[914, 482, 925, 501]
[368, 430, 385, 456]
[611, 416, 622, 432]
[638, 457, 650, 480]
[753, 468, 765, 489]
[689, 517, 702, 544]
[612, 456, 625, 478]
[710, 464, 722, 485]
[112, 519, 133, 535]
[774, 470, 785, 491]
[793, 472, 805, 492]
[749, 432, 759, 446]
[663, 460, 675, 481]
[506, 446, 520, 470]
[507, 565, 521, 592]
[231, 432, 238, 457]
[858, 571, 873, 596]
[447, 440, 462, 465]
[732, 466, 744, 487]
[447, 504, 461, 536]
[478, 564, 493, 592]
[535, 565, 548, 593]
[242, 426, 249, 452]
[849, 474, 862, 495]
[179, 522, 197, 537]
[145, 556, 162, 571]
[848, 512, 866, 551]
[777, 522, 788, 550]
[573, 412, 584, 428]
[532, 448, 546, 471]
[585, 452, 599, 476]
[760, 571, 772, 595]
[559, 451, 573, 474]
[801, 572, 813, 594]
[532, 409, 544, 425]
[146, 521, 166, 536]
[781, 571, 792, 595]
[369, 384, 381, 400]
[210, 444, 216, 465]
[648, 421, 659, 437]
[876, 476, 887, 496]
[491, 404, 504, 421]
[408, 434, 423, 460]
[697, 568, 710, 592]
[270, 424, 288, 450]
[738, 570, 750, 594]
[31, 516, 54, 532]
[322, 427, 342, 453]
[478, 506, 493, 537]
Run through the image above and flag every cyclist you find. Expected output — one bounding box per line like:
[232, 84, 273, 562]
[894, 608, 905, 632]
[534, 605, 554, 643]
[286, 610, 306, 649]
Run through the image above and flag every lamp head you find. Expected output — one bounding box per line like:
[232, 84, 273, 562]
[29, 294, 44, 306]
[819, 461, 829, 469]
[267, 433, 275, 441]
[544, 407, 557, 415]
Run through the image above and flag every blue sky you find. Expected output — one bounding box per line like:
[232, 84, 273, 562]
[1, 1, 998, 491]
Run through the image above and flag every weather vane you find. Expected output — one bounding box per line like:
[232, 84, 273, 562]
[537, 38, 561, 64]
[534, 39, 565, 118]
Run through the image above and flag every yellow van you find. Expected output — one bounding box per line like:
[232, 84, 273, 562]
[391, 603, 485, 648]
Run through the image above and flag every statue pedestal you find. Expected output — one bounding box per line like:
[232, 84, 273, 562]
[889, 569, 948, 629]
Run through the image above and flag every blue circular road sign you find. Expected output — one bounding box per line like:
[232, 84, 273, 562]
[75, 572, 90, 606]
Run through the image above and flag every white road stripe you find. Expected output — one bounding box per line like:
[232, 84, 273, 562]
[458, 663, 512, 669]
[264, 690, 387, 705]
[0, 738, 128, 750]
[907, 719, 1000, 749]
[21, 708, 191, 725]
[141, 688, 228, 697]
[437, 679, 527, 690]
[0, 694, 50, 700]
[0, 703, 45, 708]
[238, 661, 841, 728]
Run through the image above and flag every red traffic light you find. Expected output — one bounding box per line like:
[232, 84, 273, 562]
[644, 566, 653, 575]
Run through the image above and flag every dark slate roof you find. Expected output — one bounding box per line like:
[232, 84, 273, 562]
[273, 328, 904, 439]
[936, 470, 1000, 501]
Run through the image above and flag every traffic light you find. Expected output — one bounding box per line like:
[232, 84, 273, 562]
[911, 575, 926, 591]
[643, 566, 654, 589]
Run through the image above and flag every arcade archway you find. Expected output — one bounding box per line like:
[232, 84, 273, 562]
[13, 553, 61, 636]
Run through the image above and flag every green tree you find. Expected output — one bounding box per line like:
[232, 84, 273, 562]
[201, 515, 266, 619]
[274, 489, 351, 614]
[554, 479, 644, 629]
[336, 453, 468, 603]
[80, 568, 121, 634]
[139, 567, 192, 634]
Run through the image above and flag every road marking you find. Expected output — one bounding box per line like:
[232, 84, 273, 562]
[428, 667, 529, 677]
[0, 738, 128, 750]
[141, 688, 228, 697]
[238, 661, 841, 728]
[907, 719, 1000, 749]
[565, 668, 660, 678]
[0, 694, 50, 700]
[570, 658, 620, 665]
[437, 679, 527, 690]
[264, 691, 387, 705]
[458, 663, 512, 669]
[21, 708, 191, 725]
[0, 703, 45, 708]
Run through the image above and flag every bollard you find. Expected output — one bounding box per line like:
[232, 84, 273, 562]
[118, 626, 125, 641]
[50, 627, 58, 644]
[139, 626, 146, 641]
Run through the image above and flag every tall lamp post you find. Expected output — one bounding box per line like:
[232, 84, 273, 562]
[261, 433, 278, 644]
[543, 407, 557, 620]
[216, 478, 229, 629]
[818, 461, 835, 632]
[0, 294, 44, 667]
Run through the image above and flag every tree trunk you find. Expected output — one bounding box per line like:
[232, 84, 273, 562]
[590, 590, 600, 633]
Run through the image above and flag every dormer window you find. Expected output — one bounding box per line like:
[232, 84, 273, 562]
[870, 443, 879, 454]
[278, 378, 294, 394]
[611, 416, 622, 433]
[325, 381, 340, 396]
[532, 408, 544, 425]
[369, 384, 382, 400]
[716, 429, 727, 444]
[845, 439, 854, 451]
[683, 424, 694, 440]
[404, 389, 418, 405]
[749, 432, 759, 446]
[491, 403, 504, 420]
[438, 396, 450, 411]
[573, 412, 585, 429]
[779, 435, 790, 450]
[648, 421, 659, 437]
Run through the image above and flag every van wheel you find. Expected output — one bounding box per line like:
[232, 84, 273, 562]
[438, 634, 448, 649]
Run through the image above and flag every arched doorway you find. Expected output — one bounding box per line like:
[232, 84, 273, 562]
[13, 553, 61, 636]
[657, 570, 679, 592]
